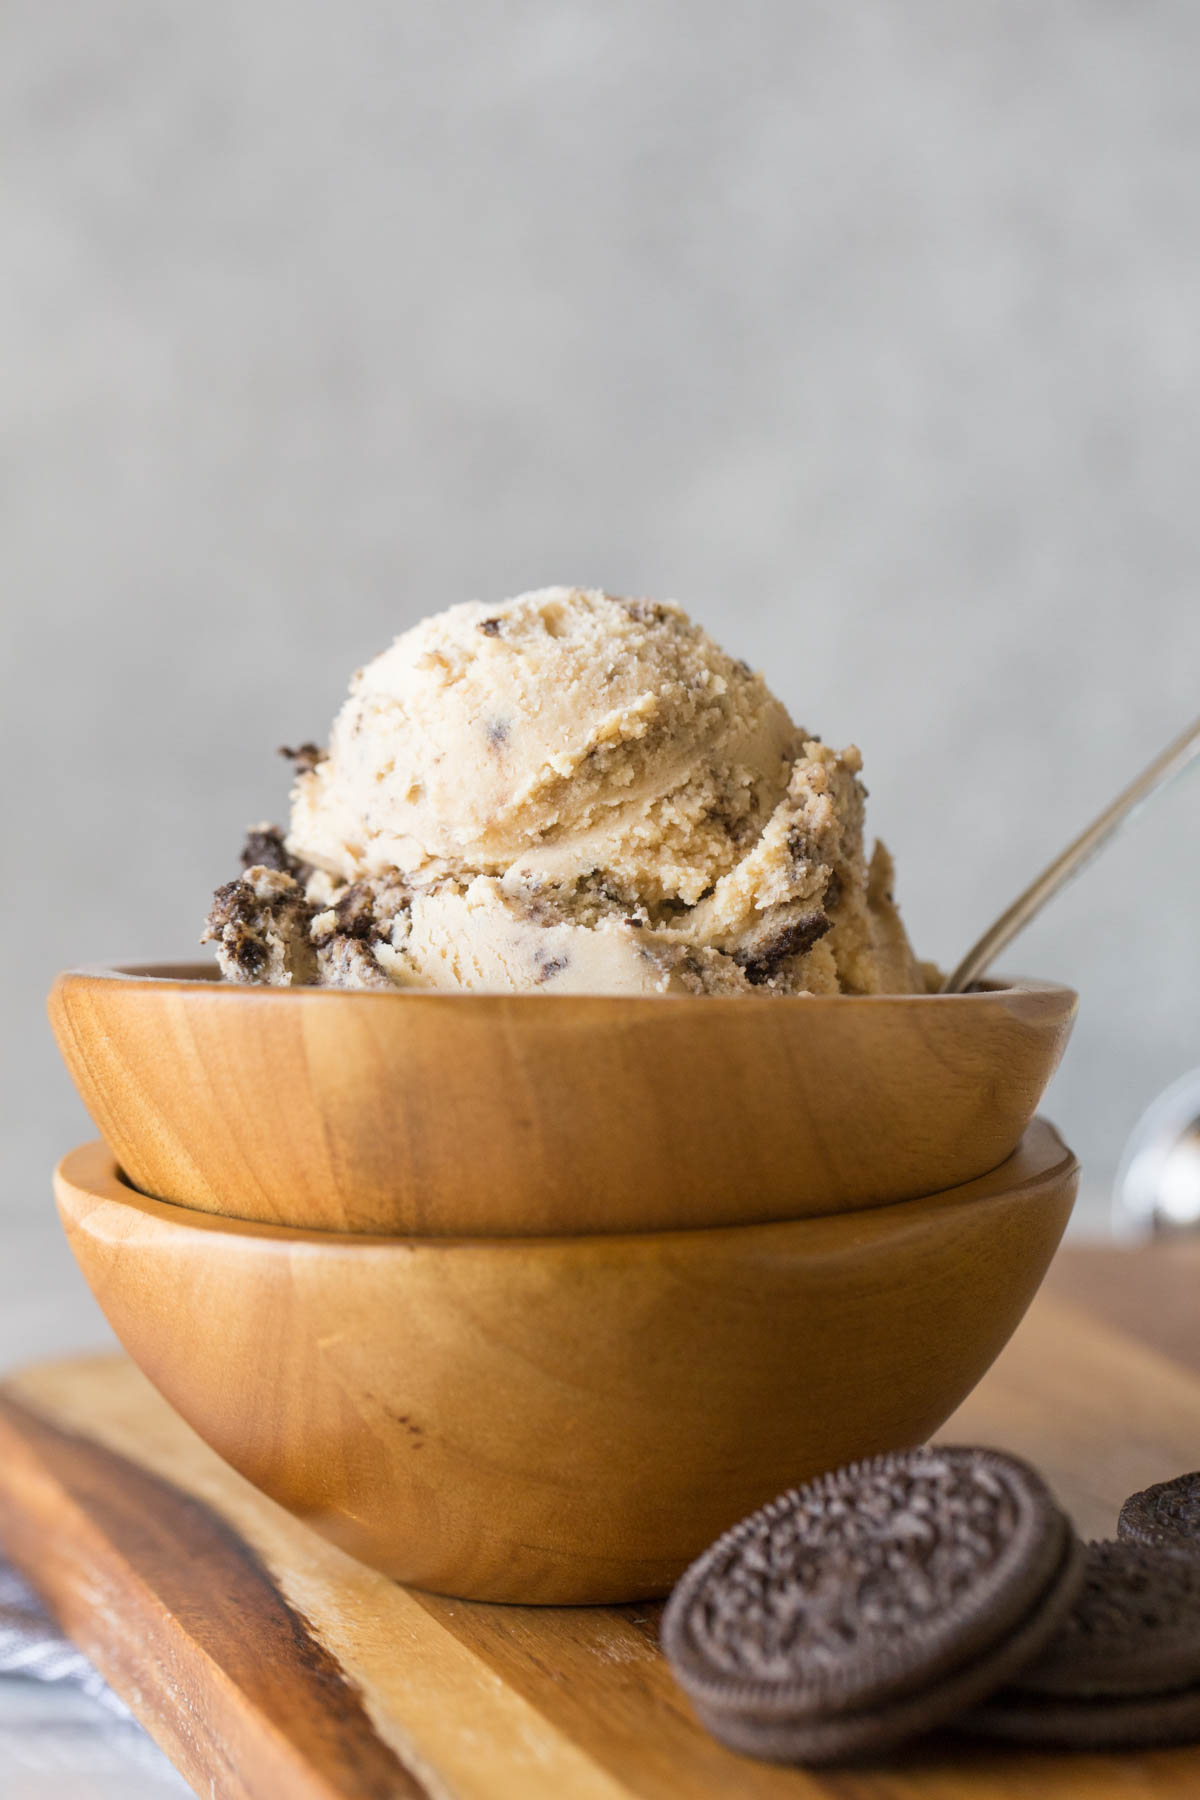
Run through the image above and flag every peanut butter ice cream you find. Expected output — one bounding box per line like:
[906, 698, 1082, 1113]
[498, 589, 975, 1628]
[203, 587, 923, 996]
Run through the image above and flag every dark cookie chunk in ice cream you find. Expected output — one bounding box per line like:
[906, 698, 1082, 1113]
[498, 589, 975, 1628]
[240, 824, 301, 876]
[202, 868, 317, 986]
[734, 907, 832, 986]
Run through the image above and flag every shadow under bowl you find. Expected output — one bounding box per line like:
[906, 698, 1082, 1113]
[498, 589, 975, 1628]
[49, 964, 1077, 1236]
[56, 1123, 1078, 1604]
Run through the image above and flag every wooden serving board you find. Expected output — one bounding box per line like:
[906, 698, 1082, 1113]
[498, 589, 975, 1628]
[2, 1246, 1200, 1800]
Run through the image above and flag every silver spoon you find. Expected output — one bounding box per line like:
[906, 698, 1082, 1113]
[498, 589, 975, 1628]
[941, 712, 1200, 993]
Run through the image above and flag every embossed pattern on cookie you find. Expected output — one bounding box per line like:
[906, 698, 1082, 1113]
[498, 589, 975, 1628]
[964, 1537, 1200, 1749]
[661, 1445, 1083, 1764]
[1118, 1471, 1200, 1555]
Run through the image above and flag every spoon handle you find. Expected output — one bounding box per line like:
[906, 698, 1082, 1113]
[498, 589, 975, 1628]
[941, 712, 1200, 994]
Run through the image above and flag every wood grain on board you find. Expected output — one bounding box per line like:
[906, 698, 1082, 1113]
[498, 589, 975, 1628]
[1, 1248, 1200, 1799]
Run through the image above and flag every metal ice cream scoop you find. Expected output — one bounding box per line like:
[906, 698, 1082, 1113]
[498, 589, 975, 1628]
[941, 712, 1200, 994]
[1114, 1071, 1200, 1238]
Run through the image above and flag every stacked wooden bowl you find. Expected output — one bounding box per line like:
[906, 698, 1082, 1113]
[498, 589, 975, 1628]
[49, 964, 1079, 1604]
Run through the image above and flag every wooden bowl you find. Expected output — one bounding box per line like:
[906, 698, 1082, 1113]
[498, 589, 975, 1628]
[56, 1124, 1078, 1604]
[49, 964, 1077, 1237]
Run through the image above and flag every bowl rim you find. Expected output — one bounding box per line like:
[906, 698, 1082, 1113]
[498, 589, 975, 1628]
[52, 962, 1079, 1010]
[56, 1126, 1079, 1252]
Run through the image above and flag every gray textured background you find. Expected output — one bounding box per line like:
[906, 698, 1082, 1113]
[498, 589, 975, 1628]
[4, 1, 1200, 1366]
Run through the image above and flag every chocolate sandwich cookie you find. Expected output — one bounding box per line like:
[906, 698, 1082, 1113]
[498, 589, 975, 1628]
[1118, 1471, 1200, 1555]
[661, 1445, 1083, 1765]
[963, 1538, 1200, 1750]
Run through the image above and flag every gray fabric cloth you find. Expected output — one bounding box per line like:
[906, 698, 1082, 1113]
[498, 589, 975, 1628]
[0, 1564, 196, 1796]
[0, 1563, 129, 1718]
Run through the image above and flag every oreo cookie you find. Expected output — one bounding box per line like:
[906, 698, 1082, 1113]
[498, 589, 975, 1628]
[963, 1538, 1200, 1749]
[661, 1446, 1083, 1764]
[1118, 1471, 1200, 1555]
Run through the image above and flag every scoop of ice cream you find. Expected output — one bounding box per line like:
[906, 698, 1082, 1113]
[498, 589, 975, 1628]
[287, 588, 798, 908]
[205, 589, 924, 996]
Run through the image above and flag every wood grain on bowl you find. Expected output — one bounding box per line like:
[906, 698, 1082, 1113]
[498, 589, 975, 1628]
[55, 1125, 1077, 1603]
[49, 964, 1076, 1235]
